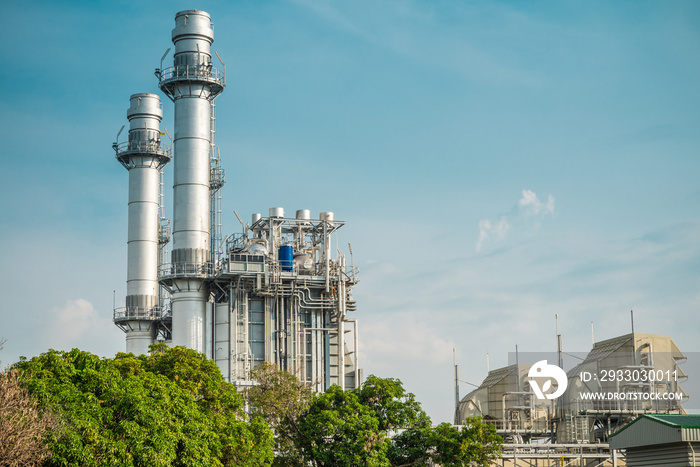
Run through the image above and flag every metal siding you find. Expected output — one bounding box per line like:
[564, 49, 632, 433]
[683, 428, 700, 442]
[611, 418, 681, 449]
[626, 443, 692, 467]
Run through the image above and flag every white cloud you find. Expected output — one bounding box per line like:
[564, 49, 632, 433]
[52, 299, 101, 342]
[476, 217, 511, 252]
[475, 189, 554, 252]
[39, 299, 122, 355]
[518, 189, 555, 217]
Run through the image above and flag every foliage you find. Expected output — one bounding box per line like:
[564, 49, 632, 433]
[7, 340, 500, 467]
[296, 385, 390, 466]
[291, 376, 502, 467]
[247, 362, 312, 466]
[457, 416, 503, 467]
[390, 419, 501, 467]
[14, 345, 274, 467]
[0, 340, 57, 467]
[356, 375, 431, 432]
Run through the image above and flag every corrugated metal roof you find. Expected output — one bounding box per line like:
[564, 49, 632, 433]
[645, 414, 700, 428]
[481, 366, 514, 388]
[568, 333, 632, 377]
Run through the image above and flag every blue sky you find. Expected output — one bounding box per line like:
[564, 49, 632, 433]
[1, 0, 699, 423]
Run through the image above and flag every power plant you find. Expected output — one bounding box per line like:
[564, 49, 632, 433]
[113, 10, 360, 392]
[110, 10, 691, 466]
[455, 329, 688, 466]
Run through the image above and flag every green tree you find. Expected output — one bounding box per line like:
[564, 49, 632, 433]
[390, 419, 502, 467]
[296, 385, 390, 466]
[247, 362, 312, 466]
[458, 416, 503, 467]
[356, 375, 429, 432]
[15, 346, 274, 467]
[292, 376, 502, 467]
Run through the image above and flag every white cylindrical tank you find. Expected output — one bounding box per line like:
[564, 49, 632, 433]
[269, 207, 284, 218]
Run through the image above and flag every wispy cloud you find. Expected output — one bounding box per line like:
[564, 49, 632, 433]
[519, 189, 555, 217]
[475, 189, 555, 252]
[40, 299, 121, 355]
[476, 217, 511, 252]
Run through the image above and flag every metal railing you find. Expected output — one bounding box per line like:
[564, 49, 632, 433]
[482, 418, 550, 433]
[158, 65, 225, 87]
[114, 140, 171, 158]
[113, 306, 164, 322]
[159, 262, 214, 279]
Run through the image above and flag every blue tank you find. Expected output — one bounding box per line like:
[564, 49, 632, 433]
[279, 245, 293, 271]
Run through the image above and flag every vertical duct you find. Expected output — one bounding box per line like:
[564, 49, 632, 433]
[158, 10, 225, 353]
[113, 93, 171, 355]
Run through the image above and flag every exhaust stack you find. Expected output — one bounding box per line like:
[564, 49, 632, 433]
[157, 10, 225, 352]
[113, 93, 171, 355]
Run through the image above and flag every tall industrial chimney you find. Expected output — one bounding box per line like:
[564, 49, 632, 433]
[113, 93, 171, 354]
[157, 10, 225, 352]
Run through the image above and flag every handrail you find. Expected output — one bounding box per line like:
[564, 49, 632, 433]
[114, 140, 171, 158]
[158, 65, 225, 86]
[113, 306, 163, 321]
[159, 261, 214, 279]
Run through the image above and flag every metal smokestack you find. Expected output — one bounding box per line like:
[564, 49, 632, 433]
[113, 93, 171, 354]
[158, 10, 225, 352]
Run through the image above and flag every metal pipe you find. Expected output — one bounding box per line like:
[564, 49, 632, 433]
[689, 442, 696, 467]
[345, 318, 359, 388]
[454, 349, 459, 421]
[339, 309, 345, 389]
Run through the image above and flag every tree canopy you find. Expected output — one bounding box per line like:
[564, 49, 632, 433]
[246, 362, 312, 466]
[13, 345, 274, 467]
[291, 374, 502, 467]
[5, 344, 500, 467]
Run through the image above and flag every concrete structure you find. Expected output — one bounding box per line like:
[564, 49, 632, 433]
[112, 10, 360, 392]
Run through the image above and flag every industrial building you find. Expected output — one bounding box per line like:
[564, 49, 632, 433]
[609, 414, 700, 467]
[456, 331, 687, 466]
[112, 10, 360, 392]
[456, 364, 551, 442]
[556, 332, 686, 444]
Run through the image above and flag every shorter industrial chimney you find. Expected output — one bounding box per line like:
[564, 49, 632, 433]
[113, 93, 171, 355]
